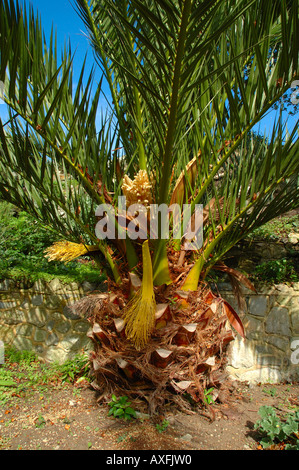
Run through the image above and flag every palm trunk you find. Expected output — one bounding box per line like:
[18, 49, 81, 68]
[75, 271, 240, 415]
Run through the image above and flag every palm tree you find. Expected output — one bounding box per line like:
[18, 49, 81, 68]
[0, 0, 298, 412]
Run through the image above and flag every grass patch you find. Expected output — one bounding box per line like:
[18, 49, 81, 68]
[0, 347, 91, 407]
[0, 262, 105, 285]
[252, 258, 299, 284]
[248, 213, 299, 241]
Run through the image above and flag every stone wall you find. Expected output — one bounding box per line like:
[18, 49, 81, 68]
[218, 282, 299, 383]
[0, 276, 298, 384]
[0, 278, 99, 363]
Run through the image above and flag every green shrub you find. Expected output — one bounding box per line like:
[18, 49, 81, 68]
[254, 405, 299, 450]
[56, 354, 90, 383]
[253, 258, 299, 284]
[203, 387, 215, 405]
[0, 201, 104, 284]
[249, 214, 299, 240]
[0, 348, 91, 406]
[4, 347, 37, 365]
[155, 419, 170, 433]
[108, 395, 137, 421]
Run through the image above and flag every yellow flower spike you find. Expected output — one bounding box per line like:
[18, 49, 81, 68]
[44, 241, 99, 263]
[123, 240, 156, 350]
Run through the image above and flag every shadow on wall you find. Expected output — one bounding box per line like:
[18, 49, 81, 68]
[219, 282, 299, 383]
[0, 278, 106, 364]
[0, 276, 299, 383]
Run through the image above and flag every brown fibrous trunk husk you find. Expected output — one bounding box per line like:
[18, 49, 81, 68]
[71, 280, 236, 416]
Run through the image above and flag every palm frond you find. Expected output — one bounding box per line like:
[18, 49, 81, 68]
[0, 0, 298, 290]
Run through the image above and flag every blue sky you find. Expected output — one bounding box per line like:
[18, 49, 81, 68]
[0, 0, 298, 138]
[26, 0, 98, 77]
[0, 0, 106, 122]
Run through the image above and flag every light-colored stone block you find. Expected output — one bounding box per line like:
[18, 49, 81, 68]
[226, 365, 284, 384]
[243, 316, 263, 340]
[16, 324, 34, 337]
[265, 335, 289, 351]
[11, 336, 33, 351]
[227, 337, 256, 369]
[34, 328, 47, 343]
[28, 307, 48, 327]
[32, 294, 43, 306]
[248, 296, 268, 317]
[0, 279, 15, 291]
[0, 300, 18, 309]
[73, 321, 89, 333]
[48, 278, 63, 292]
[291, 312, 299, 334]
[43, 346, 70, 364]
[55, 320, 71, 334]
[265, 306, 291, 336]
[45, 332, 59, 347]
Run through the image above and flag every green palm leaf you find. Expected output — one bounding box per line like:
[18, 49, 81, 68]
[0, 0, 298, 292]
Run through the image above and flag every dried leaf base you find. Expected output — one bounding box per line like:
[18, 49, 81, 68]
[75, 282, 238, 416]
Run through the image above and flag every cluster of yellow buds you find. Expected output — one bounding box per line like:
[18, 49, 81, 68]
[121, 170, 152, 208]
[44, 241, 99, 263]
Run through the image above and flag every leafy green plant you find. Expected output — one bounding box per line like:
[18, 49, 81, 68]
[253, 259, 299, 284]
[0, 373, 17, 389]
[249, 214, 299, 241]
[0, 205, 58, 266]
[117, 432, 129, 443]
[55, 354, 90, 383]
[254, 405, 299, 449]
[262, 387, 277, 397]
[108, 395, 137, 421]
[203, 387, 215, 405]
[4, 347, 37, 365]
[35, 413, 46, 428]
[155, 419, 170, 434]
[0, 348, 91, 406]
[0, 0, 298, 295]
